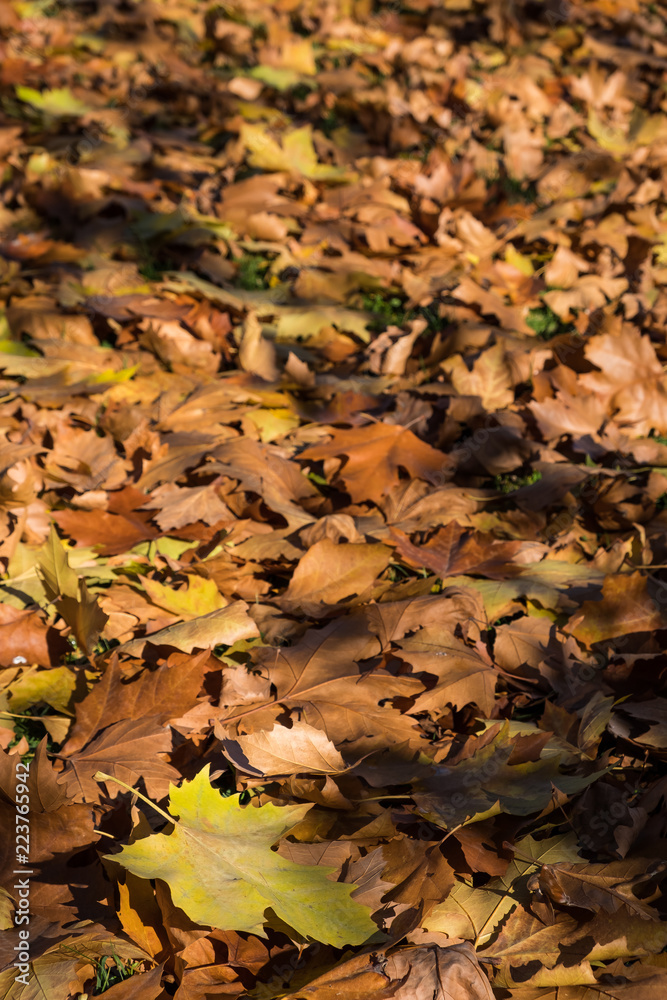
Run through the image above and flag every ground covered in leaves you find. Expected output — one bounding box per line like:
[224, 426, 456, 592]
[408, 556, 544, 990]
[1, 0, 667, 996]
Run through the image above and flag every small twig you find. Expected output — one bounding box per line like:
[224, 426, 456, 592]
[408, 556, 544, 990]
[94, 771, 174, 825]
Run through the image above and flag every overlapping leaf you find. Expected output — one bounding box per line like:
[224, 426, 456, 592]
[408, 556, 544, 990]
[105, 766, 376, 947]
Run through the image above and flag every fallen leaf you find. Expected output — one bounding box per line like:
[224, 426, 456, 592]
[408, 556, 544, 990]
[139, 574, 227, 619]
[413, 723, 604, 828]
[36, 526, 108, 653]
[567, 573, 666, 646]
[281, 539, 391, 613]
[61, 717, 178, 802]
[106, 764, 376, 946]
[240, 123, 352, 182]
[16, 84, 92, 116]
[300, 425, 451, 505]
[528, 857, 665, 920]
[385, 942, 494, 1000]
[222, 722, 347, 777]
[116, 602, 259, 656]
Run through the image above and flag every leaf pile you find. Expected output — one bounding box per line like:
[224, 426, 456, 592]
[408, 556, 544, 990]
[1, 0, 667, 997]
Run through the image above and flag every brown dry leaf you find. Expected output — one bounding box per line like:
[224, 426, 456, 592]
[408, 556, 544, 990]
[398, 631, 497, 716]
[52, 578, 110, 656]
[390, 522, 526, 581]
[578, 327, 667, 436]
[55, 504, 159, 555]
[7, 296, 96, 343]
[43, 425, 127, 492]
[64, 651, 210, 754]
[237, 310, 279, 381]
[0, 741, 97, 897]
[385, 942, 494, 1000]
[567, 573, 666, 646]
[300, 425, 452, 504]
[0, 604, 68, 667]
[382, 484, 479, 535]
[0, 934, 153, 1000]
[171, 964, 243, 999]
[543, 275, 628, 321]
[140, 318, 220, 372]
[529, 858, 664, 920]
[140, 483, 235, 531]
[365, 589, 485, 650]
[220, 617, 424, 751]
[281, 951, 398, 1000]
[209, 437, 318, 527]
[117, 873, 168, 960]
[98, 963, 165, 999]
[529, 388, 609, 442]
[281, 538, 392, 614]
[300, 513, 364, 547]
[481, 905, 667, 989]
[493, 616, 552, 678]
[442, 343, 515, 411]
[609, 699, 667, 750]
[222, 721, 347, 776]
[60, 717, 178, 802]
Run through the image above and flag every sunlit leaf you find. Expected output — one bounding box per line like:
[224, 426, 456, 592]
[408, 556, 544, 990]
[106, 765, 376, 946]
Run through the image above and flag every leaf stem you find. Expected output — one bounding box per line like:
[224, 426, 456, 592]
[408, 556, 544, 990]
[93, 771, 175, 825]
[502, 841, 543, 868]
